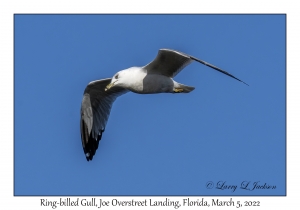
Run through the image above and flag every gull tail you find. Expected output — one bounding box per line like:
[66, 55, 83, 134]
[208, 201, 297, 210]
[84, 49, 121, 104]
[177, 83, 195, 93]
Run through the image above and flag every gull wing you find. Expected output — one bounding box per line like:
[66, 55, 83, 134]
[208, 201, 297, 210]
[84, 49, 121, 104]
[143, 49, 192, 78]
[80, 78, 128, 161]
[143, 49, 248, 85]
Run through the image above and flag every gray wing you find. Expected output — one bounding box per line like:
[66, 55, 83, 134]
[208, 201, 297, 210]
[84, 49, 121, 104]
[80, 78, 128, 161]
[143, 49, 248, 85]
[143, 49, 192, 78]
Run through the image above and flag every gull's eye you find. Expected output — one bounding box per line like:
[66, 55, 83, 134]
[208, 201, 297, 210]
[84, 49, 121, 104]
[115, 74, 119, 79]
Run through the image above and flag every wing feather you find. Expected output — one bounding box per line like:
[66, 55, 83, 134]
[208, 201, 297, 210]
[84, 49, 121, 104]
[80, 78, 128, 161]
[143, 49, 248, 85]
[143, 49, 192, 78]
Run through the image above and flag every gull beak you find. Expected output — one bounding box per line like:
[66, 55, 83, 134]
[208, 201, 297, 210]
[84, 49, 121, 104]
[105, 81, 116, 91]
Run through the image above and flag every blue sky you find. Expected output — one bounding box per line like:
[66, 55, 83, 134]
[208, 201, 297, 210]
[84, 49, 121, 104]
[14, 14, 285, 196]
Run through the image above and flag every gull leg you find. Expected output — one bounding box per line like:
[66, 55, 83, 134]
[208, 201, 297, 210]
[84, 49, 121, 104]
[173, 88, 184, 93]
[172, 81, 195, 93]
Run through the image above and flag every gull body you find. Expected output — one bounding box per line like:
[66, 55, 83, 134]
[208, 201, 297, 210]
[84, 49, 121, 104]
[109, 67, 187, 94]
[80, 49, 248, 161]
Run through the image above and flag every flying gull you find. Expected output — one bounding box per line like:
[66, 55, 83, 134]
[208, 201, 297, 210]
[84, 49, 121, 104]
[80, 49, 248, 161]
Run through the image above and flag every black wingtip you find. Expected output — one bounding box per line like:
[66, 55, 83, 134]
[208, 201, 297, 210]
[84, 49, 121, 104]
[84, 138, 99, 161]
[190, 56, 249, 86]
[241, 81, 249, 86]
[84, 130, 104, 161]
[234, 77, 249, 86]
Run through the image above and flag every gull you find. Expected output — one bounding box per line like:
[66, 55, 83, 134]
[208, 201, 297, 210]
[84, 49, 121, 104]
[80, 49, 248, 161]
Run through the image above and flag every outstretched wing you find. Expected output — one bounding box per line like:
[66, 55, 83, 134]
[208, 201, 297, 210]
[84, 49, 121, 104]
[143, 49, 248, 85]
[143, 49, 192, 78]
[80, 78, 128, 161]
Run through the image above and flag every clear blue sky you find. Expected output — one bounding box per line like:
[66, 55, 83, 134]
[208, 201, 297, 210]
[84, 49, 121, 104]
[14, 14, 285, 196]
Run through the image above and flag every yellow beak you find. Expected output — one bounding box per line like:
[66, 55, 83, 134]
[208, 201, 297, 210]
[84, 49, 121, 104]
[105, 82, 115, 91]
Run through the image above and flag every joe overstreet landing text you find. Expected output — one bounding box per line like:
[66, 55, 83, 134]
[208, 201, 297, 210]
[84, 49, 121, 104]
[40, 197, 260, 209]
